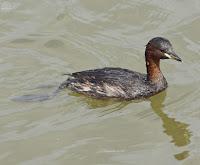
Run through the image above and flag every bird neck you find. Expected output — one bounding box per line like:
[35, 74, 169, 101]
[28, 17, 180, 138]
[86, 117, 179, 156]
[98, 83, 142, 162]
[145, 45, 164, 83]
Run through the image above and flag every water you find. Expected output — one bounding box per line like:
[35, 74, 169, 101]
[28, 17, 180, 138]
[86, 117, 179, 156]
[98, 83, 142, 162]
[0, 0, 200, 164]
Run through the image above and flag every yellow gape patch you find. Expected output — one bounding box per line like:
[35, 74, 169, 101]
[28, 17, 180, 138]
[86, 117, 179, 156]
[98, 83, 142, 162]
[164, 53, 172, 59]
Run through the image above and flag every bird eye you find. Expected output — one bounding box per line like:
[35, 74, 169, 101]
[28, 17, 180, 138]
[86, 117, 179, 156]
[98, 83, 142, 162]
[160, 50, 165, 53]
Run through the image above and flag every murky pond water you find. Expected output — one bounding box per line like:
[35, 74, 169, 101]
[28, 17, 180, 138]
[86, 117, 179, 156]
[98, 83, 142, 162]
[1, 0, 200, 164]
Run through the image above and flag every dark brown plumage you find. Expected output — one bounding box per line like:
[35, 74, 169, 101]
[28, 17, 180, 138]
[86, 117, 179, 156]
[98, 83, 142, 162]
[60, 37, 182, 100]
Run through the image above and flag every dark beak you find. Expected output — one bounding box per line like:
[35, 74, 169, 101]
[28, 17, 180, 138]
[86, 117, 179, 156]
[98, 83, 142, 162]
[164, 52, 182, 62]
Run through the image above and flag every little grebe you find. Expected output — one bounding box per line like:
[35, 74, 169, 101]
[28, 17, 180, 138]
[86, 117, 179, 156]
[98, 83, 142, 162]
[60, 37, 182, 100]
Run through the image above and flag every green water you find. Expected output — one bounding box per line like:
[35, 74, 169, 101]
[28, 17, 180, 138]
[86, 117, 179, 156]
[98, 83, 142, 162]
[0, 0, 200, 164]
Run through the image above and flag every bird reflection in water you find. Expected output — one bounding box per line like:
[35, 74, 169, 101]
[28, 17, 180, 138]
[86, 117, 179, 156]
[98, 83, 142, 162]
[149, 91, 192, 160]
[71, 90, 192, 161]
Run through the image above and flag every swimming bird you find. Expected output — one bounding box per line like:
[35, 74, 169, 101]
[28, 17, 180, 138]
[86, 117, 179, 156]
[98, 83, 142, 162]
[60, 37, 182, 100]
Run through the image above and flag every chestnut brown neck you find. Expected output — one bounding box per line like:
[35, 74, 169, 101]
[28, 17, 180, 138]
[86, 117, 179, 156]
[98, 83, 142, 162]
[145, 44, 164, 83]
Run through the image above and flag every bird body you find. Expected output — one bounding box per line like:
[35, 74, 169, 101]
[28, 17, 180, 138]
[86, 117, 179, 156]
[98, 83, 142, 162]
[61, 37, 182, 100]
[65, 67, 168, 100]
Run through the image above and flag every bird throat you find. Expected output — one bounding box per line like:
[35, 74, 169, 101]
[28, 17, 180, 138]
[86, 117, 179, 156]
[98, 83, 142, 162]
[145, 56, 165, 84]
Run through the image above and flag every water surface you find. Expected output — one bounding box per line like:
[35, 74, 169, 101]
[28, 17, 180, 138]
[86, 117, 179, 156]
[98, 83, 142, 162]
[0, 0, 200, 164]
